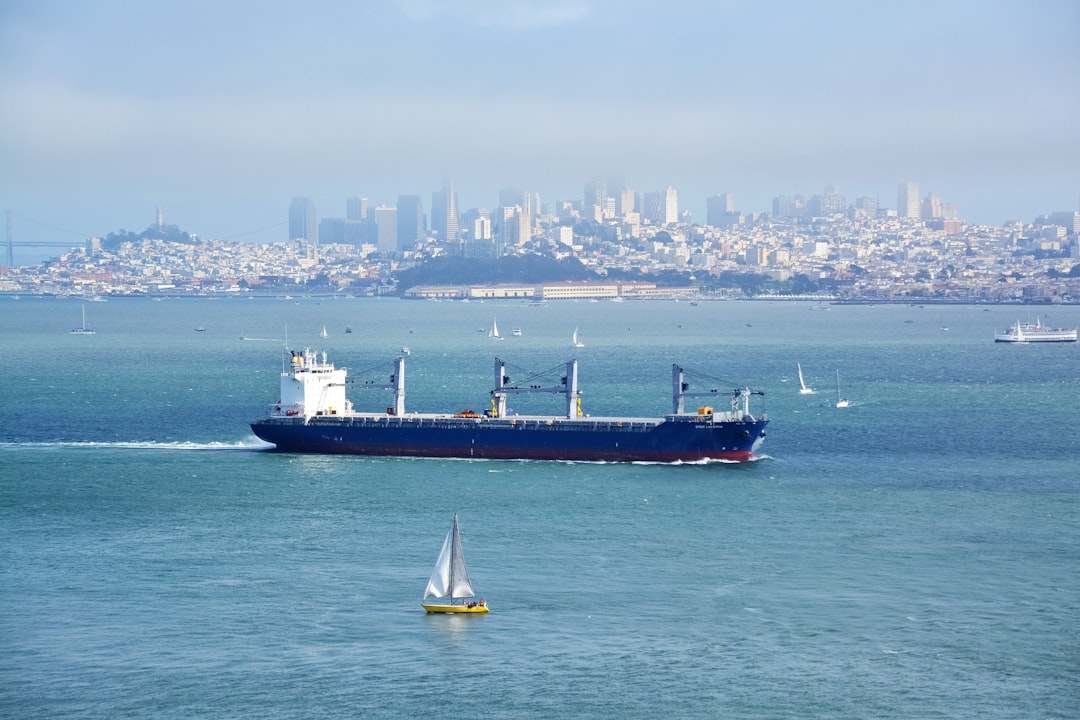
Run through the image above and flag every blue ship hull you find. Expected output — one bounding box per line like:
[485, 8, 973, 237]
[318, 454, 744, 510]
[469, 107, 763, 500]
[251, 414, 768, 463]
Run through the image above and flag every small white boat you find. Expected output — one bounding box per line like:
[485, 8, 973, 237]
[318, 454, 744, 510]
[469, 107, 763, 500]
[489, 318, 503, 340]
[572, 327, 585, 348]
[835, 370, 849, 408]
[320, 326, 328, 338]
[797, 363, 814, 395]
[70, 305, 96, 335]
[422, 514, 488, 614]
[401, 346, 410, 355]
[512, 326, 522, 336]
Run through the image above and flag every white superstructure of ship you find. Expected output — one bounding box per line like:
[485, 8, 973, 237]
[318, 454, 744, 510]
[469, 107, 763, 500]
[994, 318, 1077, 343]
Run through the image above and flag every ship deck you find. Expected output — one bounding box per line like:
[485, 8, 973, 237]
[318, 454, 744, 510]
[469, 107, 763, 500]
[292, 412, 670, 432]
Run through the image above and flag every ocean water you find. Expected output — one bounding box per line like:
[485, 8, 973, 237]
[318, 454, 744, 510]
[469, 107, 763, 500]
[1, 297, 1078, 719]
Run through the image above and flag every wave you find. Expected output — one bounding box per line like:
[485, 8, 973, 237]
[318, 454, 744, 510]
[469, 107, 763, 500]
[0, 439, 273, 452]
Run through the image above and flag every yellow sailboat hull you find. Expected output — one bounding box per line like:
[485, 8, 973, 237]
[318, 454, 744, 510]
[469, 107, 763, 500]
[422, 603, 489, 614]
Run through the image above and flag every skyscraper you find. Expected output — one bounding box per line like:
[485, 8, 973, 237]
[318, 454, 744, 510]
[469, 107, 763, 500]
[396, 195, 424, 251]
[706, 193, 735, 226]
[374, 206, 397, 253]
[642, 186, 678, 225]
[289, 197, 317, 242]
[346, 196, 368, 221]
[897, 182, 920, 219]
[431, 178, 459, 243]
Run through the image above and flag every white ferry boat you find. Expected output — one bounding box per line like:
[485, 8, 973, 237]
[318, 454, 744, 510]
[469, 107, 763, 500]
[994, 318, 1077, 343]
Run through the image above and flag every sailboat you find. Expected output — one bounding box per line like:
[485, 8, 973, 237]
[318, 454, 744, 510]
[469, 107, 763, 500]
[422, 514, 488, 614]
[320, 325, 328, 338]
[572, 327, 585, 348]
[797, 363, 814, 394]
[70, 305, 96, 335]
[489, 318, 503, 340]
[835, 369, 849, 408]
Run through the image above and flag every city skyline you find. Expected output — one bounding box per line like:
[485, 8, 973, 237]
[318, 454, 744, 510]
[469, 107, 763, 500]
[2, 1, 1078, 265]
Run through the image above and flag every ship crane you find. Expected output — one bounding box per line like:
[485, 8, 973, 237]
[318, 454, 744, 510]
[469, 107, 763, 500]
[490, 357, 581, 419]
[672, 364, 764, 419]
[346, 356, 407, 415]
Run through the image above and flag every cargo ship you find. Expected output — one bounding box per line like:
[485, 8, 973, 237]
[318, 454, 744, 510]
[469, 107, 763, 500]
[994, 318, 1077, 343]
[250, 349, 769, 463]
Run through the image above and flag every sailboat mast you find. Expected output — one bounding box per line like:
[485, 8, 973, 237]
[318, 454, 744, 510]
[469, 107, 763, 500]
[448, 513, 458, 602]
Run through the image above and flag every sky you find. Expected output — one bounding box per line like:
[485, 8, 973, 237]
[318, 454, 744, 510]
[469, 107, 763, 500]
[2, 0, 1078, 265]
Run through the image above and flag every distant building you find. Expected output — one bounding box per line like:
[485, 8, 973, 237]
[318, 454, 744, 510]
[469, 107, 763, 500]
[897, 182, 920, 219]
[396, 195, 424, 251]
[643, 186, 678, 225]
[1046, 211, 1080, 235]
[319, 218, 345, 245]
[809, 184, 845, 216]
[289, 197, 317, 242]
[772, 195, 806, 218]
[706, 193, 736, 226]
[462, 209, 492, 241]
[852, 196, 877, 220]
[346, 196, 368, 221]
[374, 206, 397, 253]
[584, 180, 607, 209]
[431, 178, 459, 243]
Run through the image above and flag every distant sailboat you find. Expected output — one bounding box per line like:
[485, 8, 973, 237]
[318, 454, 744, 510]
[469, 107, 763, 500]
[835, 370, 849, 408]
[572, 327, 585, 348]
[489, 318, 503, 340]
[70, 305, 96, 335]
[797, 363, 814, 394]
[422, 514, 488, 614]
[320, 326, 328, 338]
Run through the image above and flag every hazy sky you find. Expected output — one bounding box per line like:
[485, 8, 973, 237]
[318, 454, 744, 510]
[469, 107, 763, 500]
[2, 0, 1078, 264]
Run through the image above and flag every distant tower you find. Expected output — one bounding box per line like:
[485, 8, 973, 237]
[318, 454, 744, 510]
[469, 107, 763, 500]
[289, 197, 317, 242]
[897, 182, 920, 219]
[663, 186, 678, 224]
[155, 206, 164, 230]
[432, 178, 459, 243]
[396, 195, 424, 251]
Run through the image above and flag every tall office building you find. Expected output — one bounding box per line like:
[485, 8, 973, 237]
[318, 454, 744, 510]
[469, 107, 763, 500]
[431, 178, 459, 243]
[346, 196, 368, 221]
[462, 208, 492, 240]
[661, 186, 678, 224]
[584, 180, 607, 208]
[396, 195, 424, 251]
[289, 197, 317, 242]
[706, 193, 736, 226]
[643, 186, 678, 225]
[499, 187, 532, 241]
[374, 206, 397, 253]
[897, 182, 920, 219]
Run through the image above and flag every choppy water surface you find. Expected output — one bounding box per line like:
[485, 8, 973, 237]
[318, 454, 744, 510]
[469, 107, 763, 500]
[2, 298, 1077, 718]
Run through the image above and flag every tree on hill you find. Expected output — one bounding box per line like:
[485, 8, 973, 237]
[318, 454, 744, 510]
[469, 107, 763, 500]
[101, 223, 194, 251]
[393, 254, 596, 293]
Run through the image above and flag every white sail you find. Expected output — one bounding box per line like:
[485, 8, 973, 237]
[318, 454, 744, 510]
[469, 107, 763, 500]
[423, 514, 476, 601]
[572, 327, 584, 348]
[797, 363, 813, 394]
[489, 318, 502, 340]
[835, 369, 849, 408]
